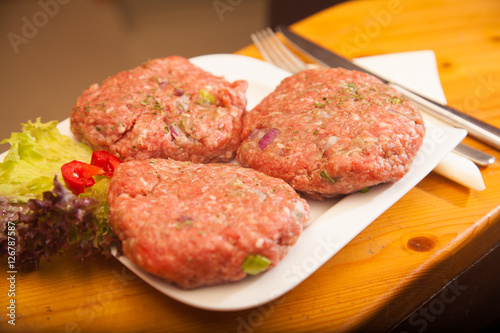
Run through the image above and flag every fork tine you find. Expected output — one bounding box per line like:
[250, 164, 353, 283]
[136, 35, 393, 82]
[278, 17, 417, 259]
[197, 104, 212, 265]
[250, 31, 276, 65]
[259, 28, 300, 73]
[251, 27, 308, 73]
[251, 29, 294, 72]
[264, 27, 307, 73]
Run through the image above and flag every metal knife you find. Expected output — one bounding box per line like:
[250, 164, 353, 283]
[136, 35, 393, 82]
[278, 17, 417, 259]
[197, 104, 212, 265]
[277, 25, 498, 165]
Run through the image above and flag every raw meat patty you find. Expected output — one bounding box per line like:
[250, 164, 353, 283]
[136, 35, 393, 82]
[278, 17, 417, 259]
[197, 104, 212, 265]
[107, 158, 309, 289]
[70, 56, 248, 163]
[236, 68, 425, 200]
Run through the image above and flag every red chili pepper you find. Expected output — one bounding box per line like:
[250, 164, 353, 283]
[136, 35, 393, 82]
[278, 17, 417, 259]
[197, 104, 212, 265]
[90, 150, 122, 178]
[61, 150, 122, 195]
[61, 160, 106, 195]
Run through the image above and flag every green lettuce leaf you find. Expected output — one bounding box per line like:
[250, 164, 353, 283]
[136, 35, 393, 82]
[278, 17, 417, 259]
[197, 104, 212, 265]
[0, 118, 93, 203]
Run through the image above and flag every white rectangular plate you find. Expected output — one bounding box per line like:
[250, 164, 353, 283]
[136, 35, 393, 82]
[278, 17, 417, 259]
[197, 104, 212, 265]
[114, 54, 466, 311]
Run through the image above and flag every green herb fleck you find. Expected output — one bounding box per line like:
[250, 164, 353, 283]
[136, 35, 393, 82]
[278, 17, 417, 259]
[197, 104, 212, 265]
[199, 89, 215, 104]
[390, 97, 401, 105]
[242, 254, 271, 275]
[153, 100, 163, 111]
[360, 186, 370, 193]
[141, 95, 153, 106]
[320, 170, 335, 183]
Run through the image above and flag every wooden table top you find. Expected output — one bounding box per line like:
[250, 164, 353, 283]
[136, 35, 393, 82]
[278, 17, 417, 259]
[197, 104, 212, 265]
[2, 0, 500, 332]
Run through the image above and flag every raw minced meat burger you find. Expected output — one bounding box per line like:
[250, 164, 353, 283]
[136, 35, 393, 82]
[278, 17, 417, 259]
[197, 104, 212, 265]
[70, 56, 248, 163]
[107, 158, 309, 289]
[236, 68, 425, 200]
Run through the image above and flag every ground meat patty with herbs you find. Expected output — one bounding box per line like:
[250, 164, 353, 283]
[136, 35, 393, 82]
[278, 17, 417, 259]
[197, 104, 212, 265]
[236, 68, 425, 200]
[70, 56, 247, 163]
[107, 158, 309, 289]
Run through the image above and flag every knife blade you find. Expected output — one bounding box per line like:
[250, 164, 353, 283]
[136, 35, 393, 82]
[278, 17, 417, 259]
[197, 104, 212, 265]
[277, 25, 500, 156]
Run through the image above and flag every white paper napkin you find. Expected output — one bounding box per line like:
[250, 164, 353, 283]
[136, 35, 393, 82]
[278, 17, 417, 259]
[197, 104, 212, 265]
[354, 51, 485, 191]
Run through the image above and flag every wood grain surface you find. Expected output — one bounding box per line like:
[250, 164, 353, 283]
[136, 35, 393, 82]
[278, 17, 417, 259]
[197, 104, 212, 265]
[2, 0, 500, 332]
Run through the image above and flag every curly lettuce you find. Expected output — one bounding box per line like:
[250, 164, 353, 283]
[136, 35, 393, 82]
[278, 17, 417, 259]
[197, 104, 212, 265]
[0, 118, 93, 203]
[0, 119, 117, 269]
[0, 178, 118, 270]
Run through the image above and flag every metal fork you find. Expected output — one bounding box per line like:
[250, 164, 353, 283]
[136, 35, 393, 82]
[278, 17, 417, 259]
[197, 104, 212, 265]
[250, 27, 495, 166]
[251, 27, 315, 74]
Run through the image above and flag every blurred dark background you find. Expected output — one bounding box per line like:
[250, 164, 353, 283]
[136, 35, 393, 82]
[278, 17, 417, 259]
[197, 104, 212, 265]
[269, 0, 345, 27]
[0, 0, 344, 142]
